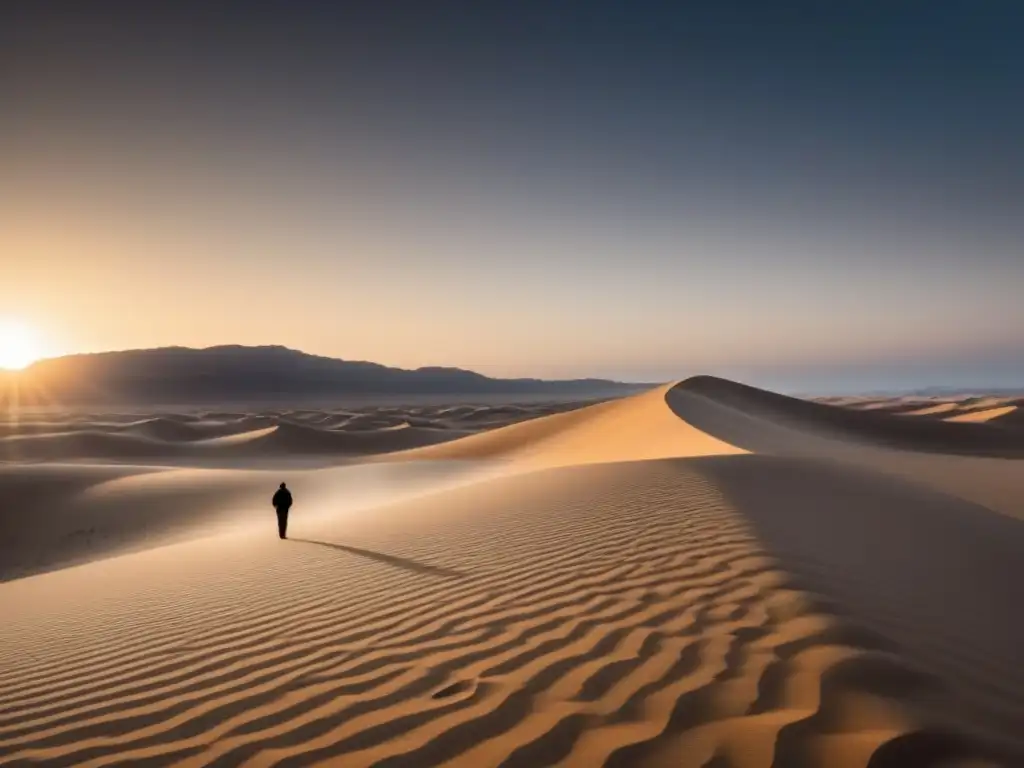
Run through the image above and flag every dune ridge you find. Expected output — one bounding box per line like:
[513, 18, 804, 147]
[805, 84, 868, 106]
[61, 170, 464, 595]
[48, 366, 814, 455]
[841, 395, 1024, 428]
[0, 400, 597, 464]
[2, 377, 1023, 765]
[390, 383, 746, 470]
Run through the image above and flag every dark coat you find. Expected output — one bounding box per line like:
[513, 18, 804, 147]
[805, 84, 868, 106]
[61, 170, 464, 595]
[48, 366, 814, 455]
[272, 488, 293, 511]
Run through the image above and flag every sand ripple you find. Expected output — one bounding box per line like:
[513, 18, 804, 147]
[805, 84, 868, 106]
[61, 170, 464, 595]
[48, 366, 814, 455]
[0, 462, 999, 767]
[3, 379, 1023, 766]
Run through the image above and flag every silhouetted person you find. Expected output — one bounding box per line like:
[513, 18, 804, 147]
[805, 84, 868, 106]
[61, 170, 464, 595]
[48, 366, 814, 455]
[272, 482, 292, 539]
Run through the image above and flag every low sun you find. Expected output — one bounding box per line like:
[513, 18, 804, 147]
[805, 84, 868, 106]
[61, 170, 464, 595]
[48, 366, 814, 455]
[0, 321, 42, 371]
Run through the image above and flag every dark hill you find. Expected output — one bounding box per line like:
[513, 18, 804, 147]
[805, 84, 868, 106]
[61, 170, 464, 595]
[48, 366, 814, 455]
[2, 345, 648, 405]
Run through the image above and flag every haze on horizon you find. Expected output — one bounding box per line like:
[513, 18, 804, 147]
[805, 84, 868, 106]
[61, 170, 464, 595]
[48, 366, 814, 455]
[3, 2, 1023, 394]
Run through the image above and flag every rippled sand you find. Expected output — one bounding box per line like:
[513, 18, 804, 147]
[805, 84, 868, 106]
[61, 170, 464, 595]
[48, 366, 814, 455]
[2, 379, 1023, 766]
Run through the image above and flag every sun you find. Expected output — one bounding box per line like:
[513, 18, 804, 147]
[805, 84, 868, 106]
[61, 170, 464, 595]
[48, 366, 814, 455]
[0, 321, 42, 371]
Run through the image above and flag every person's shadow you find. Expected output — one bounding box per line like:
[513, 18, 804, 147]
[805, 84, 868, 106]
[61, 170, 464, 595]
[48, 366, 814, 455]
[290, 538, 467, 579]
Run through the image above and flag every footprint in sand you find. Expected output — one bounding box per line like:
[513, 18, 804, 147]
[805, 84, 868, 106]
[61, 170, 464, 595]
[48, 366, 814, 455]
[432, 678, 477, 700]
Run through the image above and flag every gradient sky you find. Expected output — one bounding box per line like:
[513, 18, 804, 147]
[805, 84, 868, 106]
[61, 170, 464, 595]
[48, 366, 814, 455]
[3, 2, 1023, 391]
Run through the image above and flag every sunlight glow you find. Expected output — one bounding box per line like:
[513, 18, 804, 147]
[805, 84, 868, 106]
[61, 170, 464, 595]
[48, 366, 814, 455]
[0, 320, 41, 370]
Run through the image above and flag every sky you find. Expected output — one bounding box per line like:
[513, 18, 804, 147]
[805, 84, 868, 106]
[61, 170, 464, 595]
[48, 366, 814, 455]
[3, 1, 1023, 392]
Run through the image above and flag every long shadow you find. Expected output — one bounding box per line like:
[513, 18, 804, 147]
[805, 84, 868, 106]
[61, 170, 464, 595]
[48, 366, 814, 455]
[666, 377, 1024, 458]
[290, 538, 468, 579]
[685, 453, 1024, 762]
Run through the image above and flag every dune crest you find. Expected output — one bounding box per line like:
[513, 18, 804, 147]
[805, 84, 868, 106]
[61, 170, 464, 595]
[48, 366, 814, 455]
[194, 425, 280, 446]
[390, 383, 746, 470]
[0, 399, 593, 464]
[944, 405, 1017, 423]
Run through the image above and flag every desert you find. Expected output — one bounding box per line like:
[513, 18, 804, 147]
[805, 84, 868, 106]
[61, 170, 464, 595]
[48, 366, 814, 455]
[6, 3, 1024, 765]
[3, 378, 1023, 766]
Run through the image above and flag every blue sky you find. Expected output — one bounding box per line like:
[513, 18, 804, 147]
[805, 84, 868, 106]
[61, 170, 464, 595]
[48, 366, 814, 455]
[3, 2, 1023, 391]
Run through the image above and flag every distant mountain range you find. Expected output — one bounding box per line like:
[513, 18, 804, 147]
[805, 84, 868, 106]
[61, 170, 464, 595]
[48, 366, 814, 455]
[2, 346, 651, 405]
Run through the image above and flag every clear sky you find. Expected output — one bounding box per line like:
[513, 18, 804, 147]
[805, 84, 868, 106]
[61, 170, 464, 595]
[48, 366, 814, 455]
[3, 2, 1023, 391]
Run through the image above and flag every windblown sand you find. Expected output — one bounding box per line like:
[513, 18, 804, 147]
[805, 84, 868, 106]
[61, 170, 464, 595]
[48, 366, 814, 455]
[2, 381, 1023, 766]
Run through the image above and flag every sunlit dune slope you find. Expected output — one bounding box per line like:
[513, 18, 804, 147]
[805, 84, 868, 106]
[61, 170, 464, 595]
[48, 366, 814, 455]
[900, 402, 961, 417]
[386, 376, 1024, 523]
[389, 378, 1024, 473]
[388, 383, 745, 470]
[944, 405, 1018, 423]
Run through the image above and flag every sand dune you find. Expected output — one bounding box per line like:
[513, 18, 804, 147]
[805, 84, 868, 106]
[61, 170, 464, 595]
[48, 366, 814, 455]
[944, 405, 1017, 423]
[392, 384, 745, 470]
[115, 417, 232, 442]
[0, 459, 495, 584]
[209, 422, 467, 456]
[900, 402, 962, 417]
[0, 464, 269, 581]
[2, 379, 1023, 765]
[665, 379, 1024, 523]
[829, 397, 937, 413]
[5, 461, 1008, 767]
[843, 395, 1024, 427]
[673, 376, 1024, 457]
[0, 400, 595, 464]
[1, 429, 197, 462]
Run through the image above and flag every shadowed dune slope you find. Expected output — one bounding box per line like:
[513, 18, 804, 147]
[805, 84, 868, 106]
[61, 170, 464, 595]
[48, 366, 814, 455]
[387, 378, 1024, 520]
[389, 378, 1024, 475]
[0, 421, 470, 463]
[0, 430, 194, 462]
[670, 376, 1024, 458]
[989, 402, 1024, 429]
[116, 418, 231, 442]
[876, 399, 1022, 425]
[690, 454, 1024, 760]
[665, 378, 1024, 522]
[0, 460, 495, 583]
[0, 464, 275, 581]
[225, 422, 468, 455]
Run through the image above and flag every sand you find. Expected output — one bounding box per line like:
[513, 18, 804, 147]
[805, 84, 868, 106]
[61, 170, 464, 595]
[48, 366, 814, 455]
[840, 395, 1023, 428]
[0, 400, 605, 465]
[2, 379, 1023, 766]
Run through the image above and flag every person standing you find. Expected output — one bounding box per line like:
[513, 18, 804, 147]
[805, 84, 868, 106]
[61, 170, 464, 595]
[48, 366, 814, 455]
[272, 482, 293, 539]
